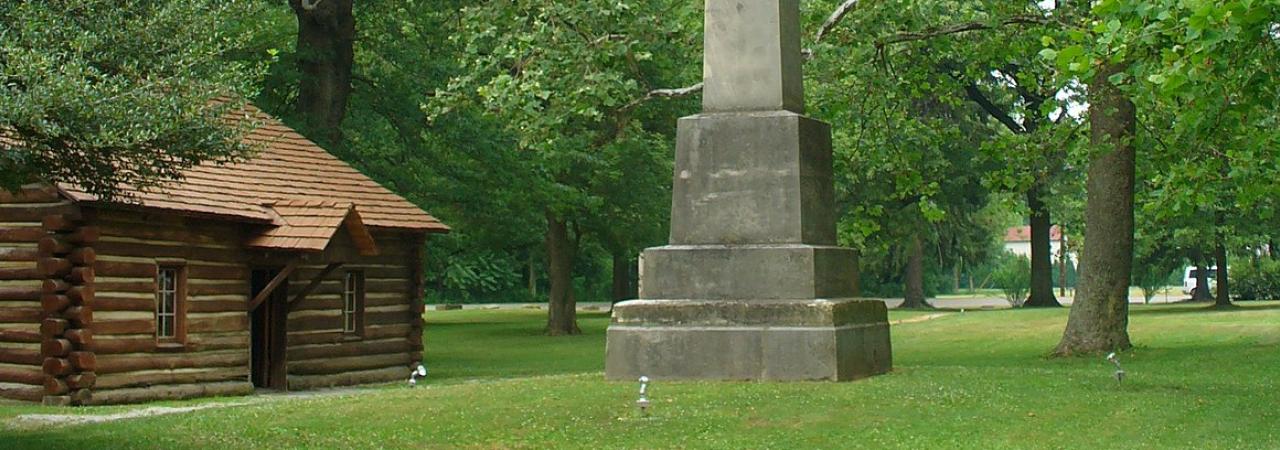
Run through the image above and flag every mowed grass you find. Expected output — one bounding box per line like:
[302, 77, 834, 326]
[1, 303, 1277, 449]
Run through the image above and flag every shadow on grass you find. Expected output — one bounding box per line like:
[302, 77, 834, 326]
[1130, 302, 1280, 316]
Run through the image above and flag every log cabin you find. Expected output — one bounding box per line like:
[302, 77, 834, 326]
[0, 104, 449, 405]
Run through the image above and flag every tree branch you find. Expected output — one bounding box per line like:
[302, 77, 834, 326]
[963, 83, 1025, 134]
[815, 0, 860, 45]
[876, 15, 1050, 48]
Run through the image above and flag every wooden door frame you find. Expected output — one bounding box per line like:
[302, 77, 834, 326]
[250, 266, 290, 391]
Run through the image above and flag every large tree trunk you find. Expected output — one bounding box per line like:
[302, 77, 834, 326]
[1054, 63, 1136, 356]
[1214, 240, 1232, 307]
[544, 213, 580, 335]
[1025, 186, 1061, 307]
[290, 0, 354, 144]
[610, 252, 634, 304]
[1191, 250, 1212, 301]
[902, 233, 929, 309]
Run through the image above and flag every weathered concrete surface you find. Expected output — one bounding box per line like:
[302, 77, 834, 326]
[670, 112, 834, 245]
[606, 299, 892, 381]
[703, 0, 804, 113]
[604, 0, 892, 382]
[640, 244, 856, 300]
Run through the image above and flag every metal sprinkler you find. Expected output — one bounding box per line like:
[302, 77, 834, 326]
[408, 363, 427, 387]
[1105, 352, 1125, 385]
[636, 376, 651, 416]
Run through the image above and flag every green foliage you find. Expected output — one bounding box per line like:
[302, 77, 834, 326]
[0, 0, 275, 198]
[1231, 259, 1280, 301]
[990, 253, 1031, 306]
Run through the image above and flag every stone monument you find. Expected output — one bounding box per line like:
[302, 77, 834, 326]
[605, 0, 893, 381]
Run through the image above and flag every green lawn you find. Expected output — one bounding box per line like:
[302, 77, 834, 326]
[2, 303, 1278, 449]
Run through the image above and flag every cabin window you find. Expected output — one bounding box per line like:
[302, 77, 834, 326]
[156, 265, 186, 342]
[343, 271, 365, 334]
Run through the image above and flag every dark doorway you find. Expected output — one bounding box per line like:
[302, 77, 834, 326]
[251, 268, 289, 390]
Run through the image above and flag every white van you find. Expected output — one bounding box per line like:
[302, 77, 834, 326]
[1181, 266, 1217, 296]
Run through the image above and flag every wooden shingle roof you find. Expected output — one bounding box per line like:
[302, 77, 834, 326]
[58, 103, 449, 233]
[245, 199, 379, 254]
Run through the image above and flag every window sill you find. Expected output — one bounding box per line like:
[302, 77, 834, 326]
[155, 342, 187, 352]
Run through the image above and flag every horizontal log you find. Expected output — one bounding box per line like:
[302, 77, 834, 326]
[43, 357, 71, 376]
[42, 214, 81, 233]
[95, 297, 152, 312]
[287, 352, 411, 376]
[96, 351, 247, 374]
[42, 278, 69, 294]
[65, 306, 92, 328]
[93, 280, 154, 293]
[40, 318, 68, 337]
[88, 381, 253, 406]
[69, 247, 96, 266]
[188, 282, 249, 297]
[65, 328, 92, 348]
[0, 202, 78, 222]
[287, 324, 411, 346]
[69, 351, 96, 371]
[94, 334, 248, 355]
[95, 367, 247, 390]
[287, 338, 412, 362]
[38, 236, 72, 256]
[67, 266, 94, 284]
[66, 226, 100, 245]
[0, 266, 42, 281]
[66, 371, 96, 389]
[187, 314, 248, 334]
[97, 222, 239, 247]
[0, 329, 41, 343]
[38, 257, 72, 277]
[190, 300, 246, 314]
[287, 366, 405, 391]
[0, 308, 43, 323]
[67, 285, 92, 305]
[0, 247, 39, 262]
[0, 227, 45, 243]
[292, 294, 408, 312]
[41, 294, 69, 314]
[0, 348, 40, 365]
[0, 366, 45, 385]
[0, 286, 39, 302]
[0, 185, 60, 203]
[42, 338, 73, 357]
[44, 376, 69, 395]
[0, 384, 44, 402]
[94, 319, 152, 335]
[70, 388, 91, 406]
[92, 241, 245, 264]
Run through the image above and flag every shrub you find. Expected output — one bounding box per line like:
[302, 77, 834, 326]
[991, 253, 1031, 307]
[1231, 259, 1280, 300]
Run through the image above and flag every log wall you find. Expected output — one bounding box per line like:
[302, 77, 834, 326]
[285, 229, 425, 390]
[86, 207, 254, 405]
[0, 185, 70, 402]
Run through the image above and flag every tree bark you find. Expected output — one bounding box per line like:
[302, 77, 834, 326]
[611, 252, 631, 304]
[1214, 240, 1232, 307]
[1059, 229, 1069, 297]
[544, 213, 580, 335]
[1191, 250, 1212, 301]
[1025, 186, 1061, 307]
[1054, 63, 1135, 356]
[289, 0, 355, 144]
[528, 253, 537, 299]
[902, 233, 929, 308]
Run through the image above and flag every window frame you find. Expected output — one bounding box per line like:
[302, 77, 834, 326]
[342, 270, 366, 336]
[155, 262, 188, 346]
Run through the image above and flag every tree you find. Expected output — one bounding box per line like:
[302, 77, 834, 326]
[435, 0, 699, 334]
[0, 0, 272, 199]
[288, 0, 354, 144]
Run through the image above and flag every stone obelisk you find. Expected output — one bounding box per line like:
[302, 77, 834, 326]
[605, 0, 893, 381]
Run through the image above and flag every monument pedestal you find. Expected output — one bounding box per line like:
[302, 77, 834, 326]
[604, 0, 892, 382]
[606, 298, 891, 381]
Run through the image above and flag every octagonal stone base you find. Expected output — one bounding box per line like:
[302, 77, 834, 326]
[605, 299, 892, 381]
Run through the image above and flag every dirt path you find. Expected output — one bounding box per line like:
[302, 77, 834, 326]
[890, 313, 951, 325]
